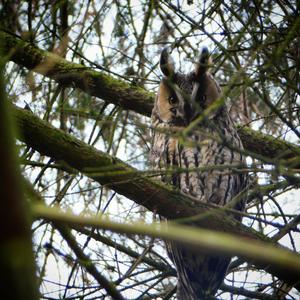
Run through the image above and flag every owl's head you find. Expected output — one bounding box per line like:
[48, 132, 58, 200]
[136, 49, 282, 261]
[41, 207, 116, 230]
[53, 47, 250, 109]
[154, 47, 221, 126]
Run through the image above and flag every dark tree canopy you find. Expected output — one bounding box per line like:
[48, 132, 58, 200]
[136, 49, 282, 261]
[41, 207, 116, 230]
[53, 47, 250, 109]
[0, 1, 299, 299]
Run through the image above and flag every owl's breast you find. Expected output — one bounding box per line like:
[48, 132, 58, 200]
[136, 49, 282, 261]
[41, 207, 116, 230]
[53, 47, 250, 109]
[151, 126, 246, 206]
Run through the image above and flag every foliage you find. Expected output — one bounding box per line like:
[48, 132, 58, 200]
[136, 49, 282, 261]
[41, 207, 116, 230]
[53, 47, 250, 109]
[0, 0, 299, 299]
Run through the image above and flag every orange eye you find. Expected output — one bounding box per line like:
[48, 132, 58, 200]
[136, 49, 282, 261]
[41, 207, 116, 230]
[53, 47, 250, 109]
[168, 95, 177, 104]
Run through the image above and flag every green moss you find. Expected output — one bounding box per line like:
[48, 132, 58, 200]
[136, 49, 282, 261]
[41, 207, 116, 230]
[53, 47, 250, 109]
[238, 125, 300, 161]
[1, 30, 154, 116]
[2, 30, 299, 165]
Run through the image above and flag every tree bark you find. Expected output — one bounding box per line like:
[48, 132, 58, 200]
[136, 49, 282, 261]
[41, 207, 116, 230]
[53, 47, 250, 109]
[0, 30, 299, 165]
[12, 105, 300, 288]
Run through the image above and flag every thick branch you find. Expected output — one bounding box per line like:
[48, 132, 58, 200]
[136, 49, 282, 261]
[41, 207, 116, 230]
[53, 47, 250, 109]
[13, 105, 300, 286]
[237, 125, 300, 166]
[0, 30, 153, 116]
[0, 30, 299, 163]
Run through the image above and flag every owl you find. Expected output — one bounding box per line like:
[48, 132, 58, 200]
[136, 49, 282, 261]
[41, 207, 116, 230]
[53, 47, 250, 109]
[151, 47, 248, 299]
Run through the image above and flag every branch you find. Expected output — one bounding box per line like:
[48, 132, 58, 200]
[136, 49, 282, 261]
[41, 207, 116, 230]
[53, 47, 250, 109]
[13, 105, 300, 287]
[0, 30, 299, 164]
[75, 226, 174, 275]
[220, 283, 274, 300]
[236, 125, 300, 167]
[0, 30, 153, 116]
[32, 204, 300, 287]
[54, 223, 124, 300]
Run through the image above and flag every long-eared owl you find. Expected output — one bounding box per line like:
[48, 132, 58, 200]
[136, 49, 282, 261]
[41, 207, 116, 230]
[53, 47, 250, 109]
[151, 47, 248, 299]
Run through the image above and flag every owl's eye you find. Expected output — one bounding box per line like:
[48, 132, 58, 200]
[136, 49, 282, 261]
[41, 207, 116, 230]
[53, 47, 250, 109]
[168, 95, 177, 104]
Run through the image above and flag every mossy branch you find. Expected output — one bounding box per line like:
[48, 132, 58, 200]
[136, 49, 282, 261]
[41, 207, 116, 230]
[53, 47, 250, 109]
[0, 30, 153, 116]
[0, 30, 299, 164]
[13, 105, 300, 287]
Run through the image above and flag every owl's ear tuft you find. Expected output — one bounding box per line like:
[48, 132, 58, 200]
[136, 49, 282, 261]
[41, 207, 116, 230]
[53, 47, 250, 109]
[199, 46, 209, 64]
[194, 46, 211, 77]
[160, 47, 175, 77]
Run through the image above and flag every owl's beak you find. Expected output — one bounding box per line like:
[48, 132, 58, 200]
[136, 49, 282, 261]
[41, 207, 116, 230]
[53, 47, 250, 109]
[190, 79, 206, 119]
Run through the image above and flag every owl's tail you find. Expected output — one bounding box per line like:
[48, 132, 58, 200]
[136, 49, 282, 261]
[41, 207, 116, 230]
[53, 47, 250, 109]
[167, 241, 230, 299]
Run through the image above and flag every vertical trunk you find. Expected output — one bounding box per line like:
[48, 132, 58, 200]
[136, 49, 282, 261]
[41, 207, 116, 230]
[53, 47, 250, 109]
[0, 62, 39, 300]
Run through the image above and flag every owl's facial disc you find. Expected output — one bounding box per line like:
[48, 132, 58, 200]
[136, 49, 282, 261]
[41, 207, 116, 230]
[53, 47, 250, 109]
[159, 78, 188, 125]
[158, 46, 221, 124]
